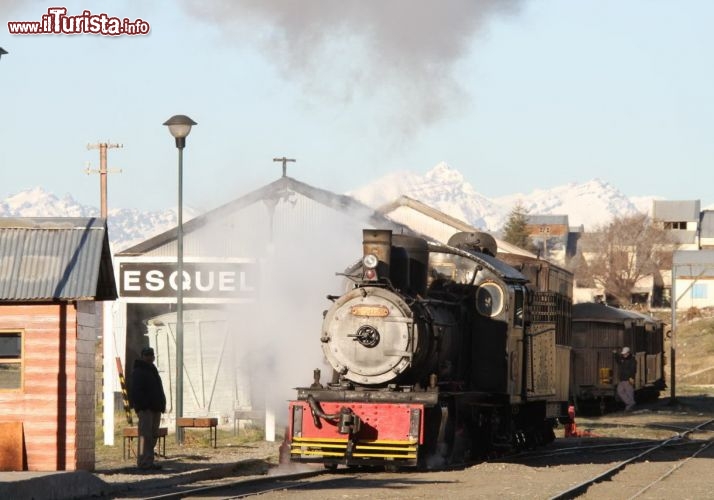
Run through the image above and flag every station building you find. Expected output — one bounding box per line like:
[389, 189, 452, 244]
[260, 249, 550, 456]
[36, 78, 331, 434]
[104, 174, 409, 440]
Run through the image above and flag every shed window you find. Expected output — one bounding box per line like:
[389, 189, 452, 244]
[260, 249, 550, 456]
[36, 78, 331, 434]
[692, 284, 708, 299]
[0, 331, 23, 390]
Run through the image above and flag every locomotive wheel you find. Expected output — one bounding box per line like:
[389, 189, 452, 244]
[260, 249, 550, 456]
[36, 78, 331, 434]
[323, 463, 338, 472]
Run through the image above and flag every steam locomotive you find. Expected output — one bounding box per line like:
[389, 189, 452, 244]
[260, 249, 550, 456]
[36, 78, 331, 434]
[286, 229, 572, 469]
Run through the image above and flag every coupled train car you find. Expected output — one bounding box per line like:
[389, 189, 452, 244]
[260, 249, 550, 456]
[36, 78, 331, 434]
[287, 229, 572, 469]
[571, 302, 666, 413]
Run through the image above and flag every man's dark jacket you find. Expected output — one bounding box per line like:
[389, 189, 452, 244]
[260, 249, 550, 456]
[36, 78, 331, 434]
[618, 355, 637, 382]
[130, 358, 167, 412]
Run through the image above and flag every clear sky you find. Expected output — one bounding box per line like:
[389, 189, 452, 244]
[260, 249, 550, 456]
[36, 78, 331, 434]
[1, 0, 712, 212]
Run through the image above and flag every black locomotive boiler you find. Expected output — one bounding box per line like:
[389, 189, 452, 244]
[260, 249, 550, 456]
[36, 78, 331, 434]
[287, 229, 571, 469]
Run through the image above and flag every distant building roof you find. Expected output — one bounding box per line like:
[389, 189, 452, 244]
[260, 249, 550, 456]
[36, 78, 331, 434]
[572, 302, 660, 325]
[526, 215, 569, 226]
[0, 217, 117, 301]
[652, 200, 701, 221]
[377, 195, 537, 258]
[700, 211, 714, 238]
[673, 249, 714, 278]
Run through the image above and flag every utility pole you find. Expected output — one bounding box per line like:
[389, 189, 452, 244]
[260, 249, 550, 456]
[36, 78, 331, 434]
[86, 142, 122, 447]
[273, 157, 296, 177]
[86, 142, 123, 217]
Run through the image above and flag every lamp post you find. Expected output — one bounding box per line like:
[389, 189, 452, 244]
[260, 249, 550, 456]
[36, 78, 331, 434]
[163, 114, 196, 444]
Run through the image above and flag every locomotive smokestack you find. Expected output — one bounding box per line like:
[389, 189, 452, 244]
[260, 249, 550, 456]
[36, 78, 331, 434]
[362, 229, 392, 279]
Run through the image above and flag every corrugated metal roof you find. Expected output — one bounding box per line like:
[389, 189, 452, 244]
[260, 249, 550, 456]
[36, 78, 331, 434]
[652, 200, 701, 221]
[0, 217, 117, 301]
[673, 249, 714, 278]
[572, 302, 659, 324]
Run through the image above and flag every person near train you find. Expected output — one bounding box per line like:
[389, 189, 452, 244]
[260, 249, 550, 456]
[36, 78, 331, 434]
[617, 346, 637, 412]
[130, 346, 167, 470]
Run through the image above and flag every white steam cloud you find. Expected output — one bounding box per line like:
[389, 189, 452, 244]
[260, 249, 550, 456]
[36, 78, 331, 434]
[181, 0, 524, 137]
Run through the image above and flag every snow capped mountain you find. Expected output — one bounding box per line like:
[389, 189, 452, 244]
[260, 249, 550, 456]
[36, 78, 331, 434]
[1, 187, 93, 218]
[349, 162, 655, 231]
[2, 165, 660, 253]
[0, 187, 188, 252]
[351, 162, 505, 229]
[494, 179, 644, 230]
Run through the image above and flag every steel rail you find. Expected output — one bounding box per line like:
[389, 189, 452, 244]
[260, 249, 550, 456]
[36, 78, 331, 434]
[627, 438, 714, 499]
[140, 468, 329, 500]
[548, 418, 714, 500]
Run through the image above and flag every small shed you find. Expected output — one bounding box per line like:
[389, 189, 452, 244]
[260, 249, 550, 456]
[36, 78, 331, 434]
[0, 217, 116, 471]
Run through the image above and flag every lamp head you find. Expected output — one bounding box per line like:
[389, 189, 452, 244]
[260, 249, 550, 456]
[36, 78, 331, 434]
[163, 114, 197, 148]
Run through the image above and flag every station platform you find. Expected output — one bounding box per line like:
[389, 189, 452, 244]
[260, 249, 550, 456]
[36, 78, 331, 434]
[0, 452, 272, 500]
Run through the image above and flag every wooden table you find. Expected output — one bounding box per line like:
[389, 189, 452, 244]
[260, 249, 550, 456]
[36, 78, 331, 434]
[176, 417, 218, 447]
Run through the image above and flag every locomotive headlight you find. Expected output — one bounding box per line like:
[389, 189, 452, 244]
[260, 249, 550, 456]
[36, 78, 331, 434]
[475, 282, 505, 318]
[363, 254, 378, 269]
[363, 254, 379, 280]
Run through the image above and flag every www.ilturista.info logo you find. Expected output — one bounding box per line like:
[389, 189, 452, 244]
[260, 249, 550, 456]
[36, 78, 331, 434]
[8, 7, 150, 36]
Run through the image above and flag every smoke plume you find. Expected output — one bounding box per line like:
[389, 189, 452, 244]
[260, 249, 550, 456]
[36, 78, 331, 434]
[181, 0, 524, 137]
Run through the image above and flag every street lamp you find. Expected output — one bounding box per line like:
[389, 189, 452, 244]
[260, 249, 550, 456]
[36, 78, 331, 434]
[163, 114, 196, 444]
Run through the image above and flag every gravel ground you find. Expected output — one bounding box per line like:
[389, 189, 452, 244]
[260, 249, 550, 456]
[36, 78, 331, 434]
[90, 393, 714, 499]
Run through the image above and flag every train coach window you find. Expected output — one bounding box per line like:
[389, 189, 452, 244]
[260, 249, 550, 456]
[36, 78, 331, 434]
[514, 289, 524, 327]
[475, 282, 504, 318]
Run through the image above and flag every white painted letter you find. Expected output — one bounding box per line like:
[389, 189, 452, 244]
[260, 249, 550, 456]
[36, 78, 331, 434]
[123, 270, 141, 291]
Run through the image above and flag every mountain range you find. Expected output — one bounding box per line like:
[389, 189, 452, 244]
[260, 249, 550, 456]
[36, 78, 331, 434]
[349, 162, 657, 231]
[1, 163, 661, 251]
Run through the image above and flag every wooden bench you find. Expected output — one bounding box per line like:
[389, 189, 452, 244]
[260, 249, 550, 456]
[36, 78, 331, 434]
[176, 417, 218, 447]
[122, 427, 167, 460]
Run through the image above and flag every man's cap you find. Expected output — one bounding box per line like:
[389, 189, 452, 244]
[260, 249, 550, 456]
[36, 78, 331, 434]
[621, 346, 631, 355]
[141, 347, 155, 356]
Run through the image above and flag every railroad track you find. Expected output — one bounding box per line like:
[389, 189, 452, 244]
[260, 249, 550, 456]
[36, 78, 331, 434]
[138, 466, 349, 499]
[548, 417, 714, 499]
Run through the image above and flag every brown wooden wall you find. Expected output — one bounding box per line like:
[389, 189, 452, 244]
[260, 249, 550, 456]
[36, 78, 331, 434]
[0, 302, 96, 471]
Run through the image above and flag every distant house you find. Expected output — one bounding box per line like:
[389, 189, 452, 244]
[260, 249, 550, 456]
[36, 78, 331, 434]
[0, 218, 116, 471]
[525, 214, 571, 264]
[672, 250, 714, 310]
[653, 200, 700, 249]
[649, 200, 714, 310]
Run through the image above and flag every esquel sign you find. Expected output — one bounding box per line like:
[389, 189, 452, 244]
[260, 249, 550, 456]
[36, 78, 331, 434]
[119, 261, 258, 299]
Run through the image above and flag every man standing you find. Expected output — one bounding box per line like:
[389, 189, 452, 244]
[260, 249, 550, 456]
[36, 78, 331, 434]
[130, 347, 166, 470]
[617, 346, 637, 412]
